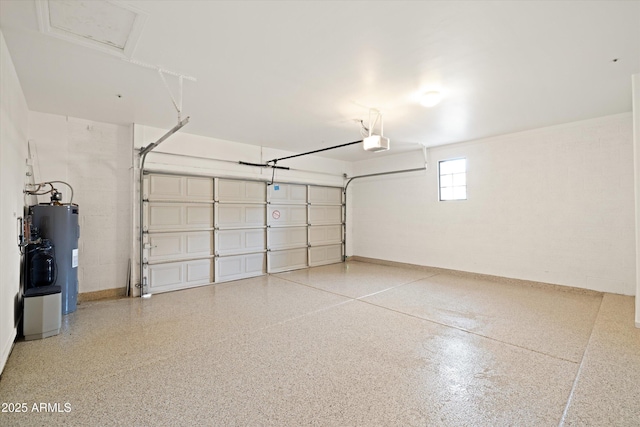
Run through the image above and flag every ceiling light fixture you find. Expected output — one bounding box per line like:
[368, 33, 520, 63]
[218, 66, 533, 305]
[420, 91, 442, 107]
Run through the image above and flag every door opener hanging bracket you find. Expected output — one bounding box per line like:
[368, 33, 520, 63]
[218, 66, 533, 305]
[123, 58, 196, 122]
[367, 109, 382, 137]
[362, 109, 390, 152]
[158, 69, 184, 121]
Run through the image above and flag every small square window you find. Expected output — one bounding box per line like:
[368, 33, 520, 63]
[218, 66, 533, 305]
[439, 158, 466, 201]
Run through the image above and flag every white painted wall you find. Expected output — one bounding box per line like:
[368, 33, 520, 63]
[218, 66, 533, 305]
[0, 31, 29, 374]
[350, 113, 636, 295]
[131, 124, 351, 295]
[28, 112, 133, 294]
[633, 74, 640, 326]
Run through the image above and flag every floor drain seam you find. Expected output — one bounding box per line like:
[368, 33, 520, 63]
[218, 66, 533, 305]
[239, 299, 355, 339]
[557, 295, 603, 426]
[354, 277, 433, 300]
[274, 274, 577, 363]
[274, 273, 432, 301]
[357, 299, 582, 364]
[271, 275, 358, 300]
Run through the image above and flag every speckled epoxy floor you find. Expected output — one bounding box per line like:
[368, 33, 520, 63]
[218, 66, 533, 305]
[1, 260, 639, 426]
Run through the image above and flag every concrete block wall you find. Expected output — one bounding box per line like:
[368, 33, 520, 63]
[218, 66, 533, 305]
[0, 30, 30, 375]
[633, 73, 640, 325]
[28, 112, 132, 295]
[350, 113, 636, 295]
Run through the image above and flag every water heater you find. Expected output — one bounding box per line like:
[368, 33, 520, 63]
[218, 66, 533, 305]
[30, 204, 80, 314]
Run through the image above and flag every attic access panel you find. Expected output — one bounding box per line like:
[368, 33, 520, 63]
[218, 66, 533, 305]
[36, 0, 148, 58]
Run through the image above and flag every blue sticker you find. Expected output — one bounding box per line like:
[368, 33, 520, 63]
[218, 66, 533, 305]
[274, 185, 280, 190]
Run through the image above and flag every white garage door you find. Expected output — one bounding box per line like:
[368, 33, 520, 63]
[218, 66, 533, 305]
[142, 174, 343, 293]
[308, 185, 343, 267]
[144, 175, 214, 294]
[267, 183, 344, 272]
[267, 183, 308, 273]
[214, 179, 267, 282]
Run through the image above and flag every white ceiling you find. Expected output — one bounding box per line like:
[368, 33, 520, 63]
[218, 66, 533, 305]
[1, 1, 639, 161]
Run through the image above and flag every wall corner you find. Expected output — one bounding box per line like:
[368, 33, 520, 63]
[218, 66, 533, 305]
[633, 73, 640, 328]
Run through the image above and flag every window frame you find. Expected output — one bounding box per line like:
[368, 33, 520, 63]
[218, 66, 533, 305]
[438, 157, 467, 201]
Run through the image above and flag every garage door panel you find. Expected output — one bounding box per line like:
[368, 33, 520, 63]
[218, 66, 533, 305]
[217, 205, 241, 225]
[148, 232, 212, 262]
[186, 205, 213, 226]
[149, 260, 212, 293]
[217, 229, 266, 255]
[309, 186, 342, 205]
[218, 231, 241, 252]
[149, 234, 183, 259]
[245, 229, 266, 250]
[187, 261, 211, 282]
[268, 205, 307, 226]
[269, 183, 307, 204]
[268, 248, 308, 272]
[148, 205, 182, 228]
[309, 245, 343, 266]
[309, 225, 342, 246]
[148, 175, 182, 199]
[186, 232, 212, 255]
[217, 204, 266, 228]
[269, 227, 307, 250]
[147, 175, 213, 201]
[218, 180, 242, 201]
[215, 253, 266, 282]
[244, 182, 267, 202]
[309, 206, 342, 225]
[246, 253, 266, 273]
[245, 206, 266, 225]
[218, 257, 241, 279]
[147, 203, 213, 230]
[186, 178, 213, 199]
[218, 179, 266, 203]
[149, 263, 183, 288]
